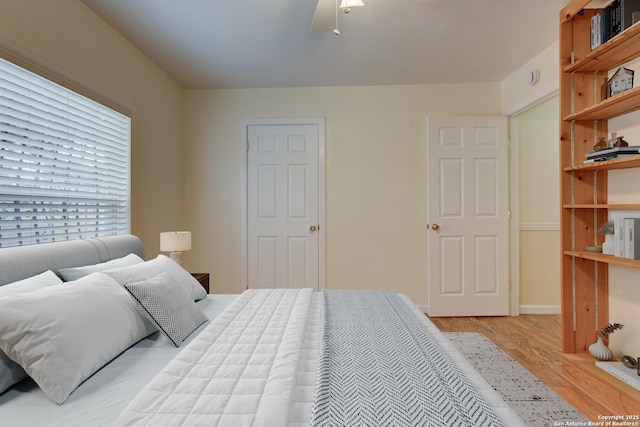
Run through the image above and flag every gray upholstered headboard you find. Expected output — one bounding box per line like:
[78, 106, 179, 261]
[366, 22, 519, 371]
[0, 235, 145, 286]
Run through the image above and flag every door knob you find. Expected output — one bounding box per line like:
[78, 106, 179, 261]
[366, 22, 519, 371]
[431, 223, 440, 231]
[309, 225, 317, 232]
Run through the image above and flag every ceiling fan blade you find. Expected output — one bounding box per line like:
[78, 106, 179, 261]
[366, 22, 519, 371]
[312, 0, 335, 33]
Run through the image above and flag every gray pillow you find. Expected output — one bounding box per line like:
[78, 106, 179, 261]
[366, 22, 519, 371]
[124, 271, 208, 347]
[0, 270, 63, 394]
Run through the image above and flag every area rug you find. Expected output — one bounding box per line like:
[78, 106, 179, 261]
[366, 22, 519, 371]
[445, 332, 589, 427]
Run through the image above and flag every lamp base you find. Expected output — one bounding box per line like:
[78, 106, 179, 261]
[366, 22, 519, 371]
[168, 251, 183, 265]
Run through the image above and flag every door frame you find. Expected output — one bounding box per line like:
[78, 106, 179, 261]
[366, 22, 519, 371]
[240, 118, 326, 290]
[508, 117, 520, 317]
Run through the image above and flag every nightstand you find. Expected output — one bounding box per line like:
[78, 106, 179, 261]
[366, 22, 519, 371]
[191, 273, 210, 294]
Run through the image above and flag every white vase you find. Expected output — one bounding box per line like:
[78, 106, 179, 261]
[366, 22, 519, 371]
[602, 234, 615, 255]
[588, 336, 613, 361]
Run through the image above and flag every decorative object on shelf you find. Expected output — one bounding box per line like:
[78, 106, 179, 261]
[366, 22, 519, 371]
[160, 231, 192, 265]
[621, 355, 638, 369]
[601, 322, 625, 337]
[589, 323, 624, 361]
[599, 220, 616, 255]
[586, 245, 603, 252]
[594, 137, 608, 151]
[608, 131, 629, 148]
[589, 336, 614, 361]
[607, 67, 634, 97]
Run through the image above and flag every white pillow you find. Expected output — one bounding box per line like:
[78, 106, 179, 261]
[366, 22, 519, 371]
[124, 271, 208, 347]
[57, 253, 144, 281]
[0, 272, 155, 404]
[0, 270, 63, 394]
[105, 254, 206, 301]
[0, 270, 62, 297]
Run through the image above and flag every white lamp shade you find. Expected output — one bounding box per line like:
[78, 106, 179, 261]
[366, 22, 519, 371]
[160, 231, 192, 252]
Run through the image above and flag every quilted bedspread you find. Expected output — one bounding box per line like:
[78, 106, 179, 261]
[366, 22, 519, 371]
[115, 288, 313, 427]
[115, 289, 509, 427]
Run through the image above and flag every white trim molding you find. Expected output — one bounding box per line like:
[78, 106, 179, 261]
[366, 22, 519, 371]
[421, 304, 559, 315]
[519, 305, 561, 314]
[519, 223, 560, 231]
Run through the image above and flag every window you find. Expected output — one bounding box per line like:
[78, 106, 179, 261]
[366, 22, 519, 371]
[0, 58, 131, 248]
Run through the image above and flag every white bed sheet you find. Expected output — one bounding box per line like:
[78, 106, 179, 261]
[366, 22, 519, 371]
[0, 294, 237, 427]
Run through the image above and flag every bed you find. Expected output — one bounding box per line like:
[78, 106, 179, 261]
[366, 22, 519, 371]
[0, 235, 525, 426]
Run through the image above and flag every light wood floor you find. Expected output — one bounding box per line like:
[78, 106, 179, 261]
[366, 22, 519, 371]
[429, 314, 640, 422]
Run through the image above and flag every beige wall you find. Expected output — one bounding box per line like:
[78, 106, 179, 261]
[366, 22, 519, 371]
[0, 0, 185, 257]
[184, 85, 502, 306]
[515, 96, 561, 312]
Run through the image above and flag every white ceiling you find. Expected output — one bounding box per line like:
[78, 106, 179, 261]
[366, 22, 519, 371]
[81, 0, 564, 90]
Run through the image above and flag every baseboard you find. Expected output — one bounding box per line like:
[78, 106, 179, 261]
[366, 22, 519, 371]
[418, 304, 559, 315]
[519, 305, 561, 314]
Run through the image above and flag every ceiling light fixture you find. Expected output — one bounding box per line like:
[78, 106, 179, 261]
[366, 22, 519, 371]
[334, 0, 363, 34]
[339, 0, 364, 14]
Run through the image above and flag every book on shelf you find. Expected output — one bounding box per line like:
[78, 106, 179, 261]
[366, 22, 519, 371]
[621, 0, 640, 30]
[609, 0, 640, 38]
[584, 146, 640, 162]
[624, 218, 640, 260]
[583, 153, 640, 163]
[592, 0, 640, 48]
[611, 0, 621, 37]
[609, 211, 640, 258]
[591, 6, 610, 50]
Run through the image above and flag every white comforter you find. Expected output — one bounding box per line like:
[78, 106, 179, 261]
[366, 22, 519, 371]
[116, 288, 315, 427]
[116, 289, 524, 427]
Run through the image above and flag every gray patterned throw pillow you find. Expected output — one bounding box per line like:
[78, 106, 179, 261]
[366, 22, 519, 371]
[124, 271, 208, 347]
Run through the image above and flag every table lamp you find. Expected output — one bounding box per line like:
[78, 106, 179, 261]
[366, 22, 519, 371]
[160, 231, 191, 265]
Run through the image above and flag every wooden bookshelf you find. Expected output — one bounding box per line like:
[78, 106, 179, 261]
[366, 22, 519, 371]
[559, 0, 640, 353]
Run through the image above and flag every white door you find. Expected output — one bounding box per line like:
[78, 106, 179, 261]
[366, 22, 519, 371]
[427, 116, 509, 316]
[247, 123, 321, 289]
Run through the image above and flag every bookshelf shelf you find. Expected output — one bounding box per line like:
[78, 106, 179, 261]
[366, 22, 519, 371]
[563, 86, 640, 121]
[565, 251, 640, 268]
[563, 203, 640, 209]
[563, 155, 640, 171]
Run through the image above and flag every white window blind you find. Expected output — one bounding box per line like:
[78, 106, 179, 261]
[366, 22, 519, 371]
[0, 58, 131, 248]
